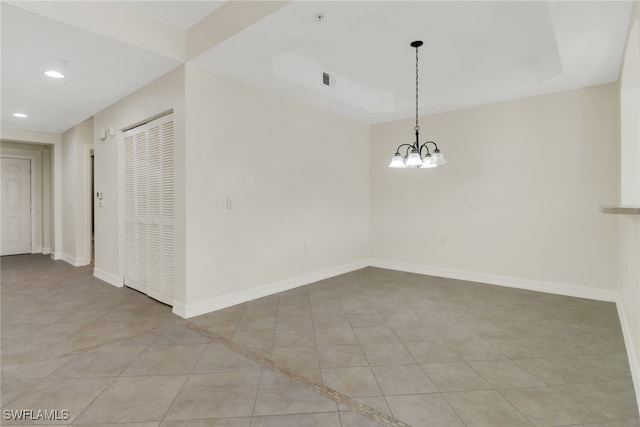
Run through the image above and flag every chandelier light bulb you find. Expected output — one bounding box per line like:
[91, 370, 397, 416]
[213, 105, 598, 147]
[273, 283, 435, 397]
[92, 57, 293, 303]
[389, 154, 405, 168]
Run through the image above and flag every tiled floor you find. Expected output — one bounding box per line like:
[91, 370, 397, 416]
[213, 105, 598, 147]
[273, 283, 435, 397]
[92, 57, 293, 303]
[1, 254, 638, 426]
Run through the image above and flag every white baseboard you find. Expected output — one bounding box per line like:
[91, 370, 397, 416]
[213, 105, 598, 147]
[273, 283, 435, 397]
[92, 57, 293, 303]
[93, 268, 124, 287]
[41, 247, 51, 255]
[172, 300, 187, 318]
[60, 253, 89, 267]
[369, 259, 618, 302]
[51, 252, 62, 260]
[31, 246, 42, 254]
[180, 259, 369, 319]
[616, 301, 640, 414]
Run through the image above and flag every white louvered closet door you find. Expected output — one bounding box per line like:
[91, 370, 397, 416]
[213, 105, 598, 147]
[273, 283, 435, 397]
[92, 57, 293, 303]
[123, 114, 175, 306]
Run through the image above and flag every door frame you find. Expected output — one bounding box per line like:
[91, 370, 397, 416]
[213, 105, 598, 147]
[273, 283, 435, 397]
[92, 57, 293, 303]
[84, 144, 94, 265]
[1, 155, 37, 254]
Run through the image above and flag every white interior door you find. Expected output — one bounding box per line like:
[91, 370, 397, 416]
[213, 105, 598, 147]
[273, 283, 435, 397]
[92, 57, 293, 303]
[1, 158, 32, 255]
[123, 114, 175, 306]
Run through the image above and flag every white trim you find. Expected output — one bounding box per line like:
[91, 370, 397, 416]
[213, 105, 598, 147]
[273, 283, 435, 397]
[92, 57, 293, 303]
[179, 259, 369, 319]
[369, 259, 619, 302]
[1, 155, 37, 255]
[84, 144, 94, 269]
[93, 268, 124, 287]
[60, 253, 88, 267]
[42, 247, 51, 255]
[31, 246, 42, 254]
[172, 300, 187, 318]
[616, 300, 640, 413]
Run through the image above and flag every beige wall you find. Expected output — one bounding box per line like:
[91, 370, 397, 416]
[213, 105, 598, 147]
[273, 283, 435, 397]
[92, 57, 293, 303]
[370, 83, 620, 298]
[60, 120, 93, 266]
[181, 65, 370, 316]
[618, 0, 640, 410]
[92, 66, 186, 307]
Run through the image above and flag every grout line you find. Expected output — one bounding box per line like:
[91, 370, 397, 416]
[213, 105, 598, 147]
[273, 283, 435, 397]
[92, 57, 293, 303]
[184, 321, 411, 427]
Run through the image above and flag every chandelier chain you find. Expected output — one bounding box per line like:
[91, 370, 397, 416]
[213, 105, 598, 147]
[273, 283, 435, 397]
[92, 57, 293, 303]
[415, 46, 419, 131]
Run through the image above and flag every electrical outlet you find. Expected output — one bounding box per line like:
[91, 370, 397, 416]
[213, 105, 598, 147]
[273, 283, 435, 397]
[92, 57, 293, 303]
[226, 197, 233, 210]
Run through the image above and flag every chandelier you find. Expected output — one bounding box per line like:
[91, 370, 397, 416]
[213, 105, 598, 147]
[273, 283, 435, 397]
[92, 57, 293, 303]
[389, 41, 446, 169]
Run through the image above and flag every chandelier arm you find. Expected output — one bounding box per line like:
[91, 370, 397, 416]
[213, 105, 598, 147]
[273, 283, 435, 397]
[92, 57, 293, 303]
[419, 143, 431, 157]
[394, 143, 414, 155]
[422, 141, 439, 151]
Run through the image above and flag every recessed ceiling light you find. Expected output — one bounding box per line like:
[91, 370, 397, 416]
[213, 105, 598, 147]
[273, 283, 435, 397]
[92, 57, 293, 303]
[44, 70, 64, 79]
[13, 113, 28, 118]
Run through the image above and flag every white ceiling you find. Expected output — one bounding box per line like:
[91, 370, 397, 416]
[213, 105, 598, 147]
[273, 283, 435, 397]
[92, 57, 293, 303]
[0, 1, 634, 133]
[122, 1, 226, 31]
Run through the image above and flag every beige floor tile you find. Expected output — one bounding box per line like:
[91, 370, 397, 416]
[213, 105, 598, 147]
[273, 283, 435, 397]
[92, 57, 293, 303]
[121, 344, 207, 376]
[598, 418, 640, 427]
[353, 327, 399, 344]
[429, 323, 479, 340]
[253, 370, 337, 416]
[317, 345, 368, 369]
[371, 364, 437, 395]
[551, 381, 640, 421]
[75, 423, 161, 427]
[192, 343, 261, 374]
[444, 390, 534, 427]
[160, 419, 250, 427]
[277, 304, 311, 316]
[236, 316, 276, 331]
[422, 362, 493, 392]
[320, 367, 382, 398]
[0, 377, 47, 407]
[361, 343, 415, 366]
[72, 321, 129, 339]
[338, 397, 392, 416]
[4, 256, 638, 427]
[499, 386, 595, 426]
[391, 325, 437, 343]
[346, 313, 386, 328]
[339, 410, 385, 426]
[250, 412, 341, 427]
[470, 360, 545, 388]
[164, 373, 259, 420]
[270, 347, 321, 382]
[513, 357, 585, 385]
[377, 308, 420, 326]
[275, 315, 313, 330]
[311, 303, 345, 316]
[446, 339, 506, 361]
[315, 328, 358, 346]
[232, 330, 274, 348]
[405, 341, 462, 364]
[566, 334, 627, 354]
[386, 394, 464, 427]
[1, 356, 72, 380]
[312, 314, 352, 330]
[49, 345, 146, 378]
[568, 353, 633, 383]
[74, 375, 187, 424]
[273, 329, 316, 348]
[4, 377, 114, 424]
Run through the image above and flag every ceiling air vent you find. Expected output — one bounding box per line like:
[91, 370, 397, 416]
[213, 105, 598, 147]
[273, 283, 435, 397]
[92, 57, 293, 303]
[323, 72, 331, 86]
